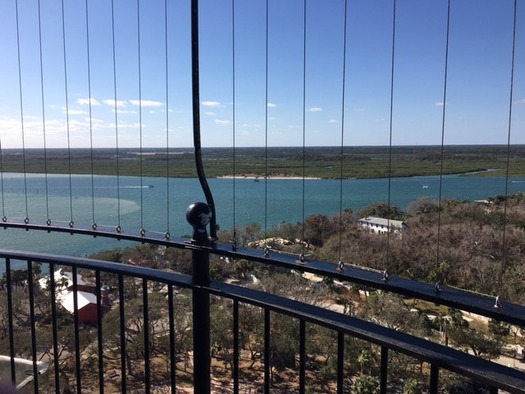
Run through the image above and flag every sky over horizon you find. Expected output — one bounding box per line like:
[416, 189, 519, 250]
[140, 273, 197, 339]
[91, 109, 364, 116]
[0, 0, 524, 149]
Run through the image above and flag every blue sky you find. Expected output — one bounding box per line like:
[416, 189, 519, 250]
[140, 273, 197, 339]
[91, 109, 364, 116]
[0, 0, 523, 148]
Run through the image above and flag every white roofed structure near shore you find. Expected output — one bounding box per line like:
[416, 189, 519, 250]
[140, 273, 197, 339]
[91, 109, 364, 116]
[358, 216, 408, 235]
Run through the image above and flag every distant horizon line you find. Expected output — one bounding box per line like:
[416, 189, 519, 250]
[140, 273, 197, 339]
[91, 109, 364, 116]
[1, 143, 523, 151]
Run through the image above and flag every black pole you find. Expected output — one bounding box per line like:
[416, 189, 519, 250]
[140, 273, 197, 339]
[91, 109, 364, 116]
[192, 247, 210, 392]
[187, 203, 211, 393]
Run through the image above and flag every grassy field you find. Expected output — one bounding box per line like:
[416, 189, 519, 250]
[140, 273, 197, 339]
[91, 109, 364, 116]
[0, 145, 524, 179]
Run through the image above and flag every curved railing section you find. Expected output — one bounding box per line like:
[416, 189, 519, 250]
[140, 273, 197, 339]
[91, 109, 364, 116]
[1, 239, 525, 393]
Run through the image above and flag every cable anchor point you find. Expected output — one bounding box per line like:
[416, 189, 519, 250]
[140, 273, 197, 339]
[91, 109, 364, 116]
[494, 295, 502, 309]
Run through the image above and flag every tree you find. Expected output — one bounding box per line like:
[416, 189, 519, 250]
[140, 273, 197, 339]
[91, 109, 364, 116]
[303, 214, 334, 247]
[488, 318, 510, 338]
[360, 293, 427, 334]
[448, 326, 502, 360]
[359, 202, 404, 220]
[210, 300, 234, 369]
[357, 350, 373, 375]
[102, 291, 175, 378]
[353, 375, 380, 394]
[234, 259, 254, 281]
[407, 197, 440, 216]
[403, 377, 423, 394]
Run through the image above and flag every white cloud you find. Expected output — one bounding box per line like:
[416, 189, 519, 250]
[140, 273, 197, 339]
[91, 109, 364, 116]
[435, 102, 446, 107]
[64, 108, 88, 116]
[76, 98, 100, 106]
[114, 109, 136, 114]
[201, 101, 221, 107]
[103, 99, 126, 108]
[328, 119, 337, 123]
[205, 112, 216, 116]
[129, 100, 163, 107]
[307, 107, 322, 112]
[240, 123, 261, 128]
[215, 119, 231, 125]
[267, 102, 277, 108]
[513, 98, 525, 105]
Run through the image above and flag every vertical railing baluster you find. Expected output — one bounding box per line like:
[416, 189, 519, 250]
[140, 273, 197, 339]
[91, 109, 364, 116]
[168, 284, 176, 393]
[118, 274, 127, 393]
[49, 262, 60, 393]
[95, 270, 104, 394]
[264, 308, 271, 394]
[233, 300, 239, 394]
[429, 364, 439, 394]
[299, 320, 306, 394]
[143, 278, 151, 394]
[337, 331, 344, 394]
[72, 266, 81, 393]
[380, 346, 388, 394]
[6, 258, 16, 385]
[27, 260, 39, 394]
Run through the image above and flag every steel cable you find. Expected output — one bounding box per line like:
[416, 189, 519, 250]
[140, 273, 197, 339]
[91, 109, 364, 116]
[385, 0, 397, 272]
[15, 0, 29, 223]
[232, 0, 237, 247]
[110, 0, 122, 231]
[300, 0, 307, 257]
[338, 0, 349, 265]
[164, 0, 171, 237]
[37, 0, 50, 224]
[60, 0, 74, 227]
[84, 0, 96, 229]
[136, 0, 145, 234]
[436, 0, 452, 288]
[499, 0, 518, 299]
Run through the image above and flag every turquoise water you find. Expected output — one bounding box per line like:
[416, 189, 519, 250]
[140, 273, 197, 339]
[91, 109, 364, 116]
[0, 173, 523, 257]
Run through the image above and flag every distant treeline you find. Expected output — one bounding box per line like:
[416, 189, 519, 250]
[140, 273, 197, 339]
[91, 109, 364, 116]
[1, 145, 524, 179]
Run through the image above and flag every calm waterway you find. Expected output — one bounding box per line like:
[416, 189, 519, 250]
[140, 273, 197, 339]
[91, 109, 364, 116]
[0, 173, 524, 258]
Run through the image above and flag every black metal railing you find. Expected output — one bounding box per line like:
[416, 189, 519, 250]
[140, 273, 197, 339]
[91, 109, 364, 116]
[1, 212, 525, 393]
[1, 0, 524, 392]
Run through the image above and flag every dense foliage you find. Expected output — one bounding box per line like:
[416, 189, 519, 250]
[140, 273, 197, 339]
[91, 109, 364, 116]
[2, 145, 524, 179]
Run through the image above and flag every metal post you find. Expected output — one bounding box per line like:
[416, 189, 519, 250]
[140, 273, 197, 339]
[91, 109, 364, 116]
[429, 364, 439, 394]
[187, 203, 212, 393]
[192, 247, 210, 392]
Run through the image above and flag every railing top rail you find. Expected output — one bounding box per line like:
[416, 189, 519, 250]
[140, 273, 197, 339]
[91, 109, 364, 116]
[0, 247, 192, 289]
